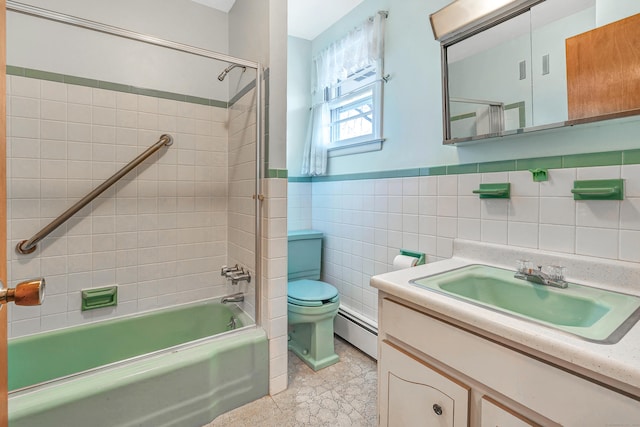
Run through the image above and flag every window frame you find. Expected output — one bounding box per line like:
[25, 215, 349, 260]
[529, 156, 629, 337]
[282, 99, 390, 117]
[324, 63, 385, 157]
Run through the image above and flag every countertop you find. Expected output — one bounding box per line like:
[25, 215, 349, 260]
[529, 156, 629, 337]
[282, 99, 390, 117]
[370, 240, 640, 397]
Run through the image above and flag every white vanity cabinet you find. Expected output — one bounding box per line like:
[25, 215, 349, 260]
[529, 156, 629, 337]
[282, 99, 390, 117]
[377, 295, 640, 426]
[379, 341, 469, 427]
[480, 396, 538, 427]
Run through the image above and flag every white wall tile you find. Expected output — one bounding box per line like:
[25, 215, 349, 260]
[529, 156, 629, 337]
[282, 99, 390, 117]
[508, 222, 538, 249]
[539, 197, 575, 226]
[539, 224, 575, 253]
[620, 198, 640, 231]
[620, 230, 640, 262]
[508, 197, 539, 223]
[508, 171, 540, 197]
[540, 168, 576, 197]
[481, 220, 508, 244]
[437, 175, 457, 196]
[7, 79, 236, 338]
[576, 227, 618, 259]
[457, 173, 480, 196]
[576, 201, 620, 229]
[622, 165, 640, 197]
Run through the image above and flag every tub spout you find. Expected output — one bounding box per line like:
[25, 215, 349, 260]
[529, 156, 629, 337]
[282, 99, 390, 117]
[221, 292, 244, 304]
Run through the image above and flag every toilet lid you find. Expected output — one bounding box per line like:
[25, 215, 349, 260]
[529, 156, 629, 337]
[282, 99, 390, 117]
[288, 280, 339, 307]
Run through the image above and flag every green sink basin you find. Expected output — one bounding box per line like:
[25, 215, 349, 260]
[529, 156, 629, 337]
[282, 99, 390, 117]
[411, 264, 640, 343]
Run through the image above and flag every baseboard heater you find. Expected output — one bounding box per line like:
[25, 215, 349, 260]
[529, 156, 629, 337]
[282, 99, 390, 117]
[334, 306, 378, 360]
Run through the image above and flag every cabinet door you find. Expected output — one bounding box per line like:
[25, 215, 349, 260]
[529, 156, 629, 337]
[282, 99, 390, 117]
[481, 396, 540, 427]
[379, 341, 469, 427]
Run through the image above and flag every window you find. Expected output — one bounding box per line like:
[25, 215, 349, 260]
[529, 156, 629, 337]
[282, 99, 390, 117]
[326, 66, 383, 153]
[302, 11, 387, 175]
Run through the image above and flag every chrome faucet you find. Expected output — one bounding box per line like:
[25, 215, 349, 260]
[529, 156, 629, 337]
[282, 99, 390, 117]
[221, 264, 241, 277]
[230, 270, 251, 286]
[221, 292, 245, 304]
[514, 260, 568, 289]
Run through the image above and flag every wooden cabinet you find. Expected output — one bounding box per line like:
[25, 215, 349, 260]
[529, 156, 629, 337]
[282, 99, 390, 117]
[377, 296, 640, 426]
[379, 341, 469, 427]
[566, 13, 640, 120]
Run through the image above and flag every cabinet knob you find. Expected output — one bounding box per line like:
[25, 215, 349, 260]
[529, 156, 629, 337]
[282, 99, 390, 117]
[433, 404, 443, 416]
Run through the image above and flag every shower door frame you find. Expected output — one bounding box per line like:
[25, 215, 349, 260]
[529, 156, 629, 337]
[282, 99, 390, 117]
[4, 0, 265, 329]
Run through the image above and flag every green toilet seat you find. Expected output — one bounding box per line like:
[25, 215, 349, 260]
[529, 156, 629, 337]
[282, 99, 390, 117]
[288, 280, 339, 307]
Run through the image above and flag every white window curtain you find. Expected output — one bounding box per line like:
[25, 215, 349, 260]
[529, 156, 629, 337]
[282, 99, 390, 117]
[301, 13, 385, 176]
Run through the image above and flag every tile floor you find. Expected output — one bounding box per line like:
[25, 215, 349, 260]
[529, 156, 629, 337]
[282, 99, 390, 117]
[206, 336, 378, 426]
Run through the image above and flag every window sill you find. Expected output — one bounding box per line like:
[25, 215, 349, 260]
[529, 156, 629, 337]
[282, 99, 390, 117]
[327, 138, 384, 158]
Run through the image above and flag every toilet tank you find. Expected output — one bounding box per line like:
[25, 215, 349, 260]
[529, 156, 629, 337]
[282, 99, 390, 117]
[287, 230, 323, 281]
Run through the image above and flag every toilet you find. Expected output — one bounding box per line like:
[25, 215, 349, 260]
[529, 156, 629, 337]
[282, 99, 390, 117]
[287, 230, 340, 370]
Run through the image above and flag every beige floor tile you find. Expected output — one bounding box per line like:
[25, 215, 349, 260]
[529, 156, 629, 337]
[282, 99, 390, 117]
[206, 336, 377, 426]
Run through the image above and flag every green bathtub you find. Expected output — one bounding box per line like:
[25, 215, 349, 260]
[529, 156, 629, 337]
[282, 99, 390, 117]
[8, 299, 268, 427]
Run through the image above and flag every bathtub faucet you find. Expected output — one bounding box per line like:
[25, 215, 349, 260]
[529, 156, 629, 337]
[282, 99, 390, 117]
[221, 264, 241, 277]
[230, 270, 251, 286]
[221, 292, 244, 304]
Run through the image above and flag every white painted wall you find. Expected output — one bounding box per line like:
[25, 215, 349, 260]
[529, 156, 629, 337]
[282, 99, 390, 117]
[596, 0, 640, 25]
[229, 0, 287, 169]
[7, 0, 231, 100]
[286, 37, 311, 175]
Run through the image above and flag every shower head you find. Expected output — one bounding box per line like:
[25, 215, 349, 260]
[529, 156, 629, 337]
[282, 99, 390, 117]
[217, 64, 247, 81]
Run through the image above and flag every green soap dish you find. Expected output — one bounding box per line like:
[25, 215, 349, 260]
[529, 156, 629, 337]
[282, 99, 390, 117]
[82, 286, 118, 311]
[472, 183, 510, 199]
[571, 179, 624, 200]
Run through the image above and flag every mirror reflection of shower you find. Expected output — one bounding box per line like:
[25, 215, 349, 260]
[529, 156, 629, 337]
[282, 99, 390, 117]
[218, 63, 247, 81]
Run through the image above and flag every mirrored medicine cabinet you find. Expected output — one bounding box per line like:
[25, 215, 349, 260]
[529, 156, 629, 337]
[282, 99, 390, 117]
[431, 0, 640, 145]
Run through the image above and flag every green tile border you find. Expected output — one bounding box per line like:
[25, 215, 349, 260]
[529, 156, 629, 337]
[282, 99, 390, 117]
[562, 151, 622, 168]
[288, 149, 640, 183]
[478, 160, 516, 173]
[7, 65, 228, 108]
[623, 149, 640, 165]
[514, 156, 563, 171]
[267, 169, 288, 179]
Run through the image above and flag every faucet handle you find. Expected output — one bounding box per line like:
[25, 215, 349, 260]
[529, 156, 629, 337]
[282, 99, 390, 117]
[548, 265, 566, 281]
[516, 259, 531, 273]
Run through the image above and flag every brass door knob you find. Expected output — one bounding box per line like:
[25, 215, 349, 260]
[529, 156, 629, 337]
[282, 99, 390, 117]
[0, 278, 46, 306]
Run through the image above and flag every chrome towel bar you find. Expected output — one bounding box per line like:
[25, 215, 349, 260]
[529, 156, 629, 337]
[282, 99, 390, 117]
[16, 134, 173, 255]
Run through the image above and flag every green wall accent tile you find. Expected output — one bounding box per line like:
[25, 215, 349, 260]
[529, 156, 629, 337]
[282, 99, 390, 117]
[9, 65, 230, 109]
[25, 69, 65, 82]
[515, 156, 562, 171]
[135, 87, 162, 98]
[267, 169, 278, 178]
[421, 166, 447, 176]
[288, 176, 313, 183]
[562, 151, 622, 168]
[6, 65, 25, 76]
[63, 75, 99, 88]
[447, 163, 478, 174]
[98, 81, 133, 93]
[185, 95, 211, 106]
[277, 169, 288, 178]
[479, 160, 516, 173]
[623, 149, 640, 165]
[211, 100, 228, 109]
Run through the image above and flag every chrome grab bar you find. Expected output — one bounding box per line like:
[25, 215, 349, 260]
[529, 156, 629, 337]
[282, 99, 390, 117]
[16, 134, 173, 254]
